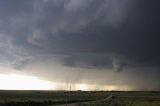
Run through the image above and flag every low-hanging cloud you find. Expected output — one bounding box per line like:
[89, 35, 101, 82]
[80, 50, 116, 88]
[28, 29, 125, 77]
[0, 0, 160, 90]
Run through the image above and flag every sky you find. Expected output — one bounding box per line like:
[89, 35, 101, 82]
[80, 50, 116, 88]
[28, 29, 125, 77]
[0, 0, 160, 91]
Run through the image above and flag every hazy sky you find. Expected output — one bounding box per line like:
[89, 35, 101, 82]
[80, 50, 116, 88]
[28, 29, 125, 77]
[0, 0, 160, 90]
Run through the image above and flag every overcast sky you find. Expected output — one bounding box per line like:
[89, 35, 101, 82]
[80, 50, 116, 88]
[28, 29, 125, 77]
[0, 0, 160, 90]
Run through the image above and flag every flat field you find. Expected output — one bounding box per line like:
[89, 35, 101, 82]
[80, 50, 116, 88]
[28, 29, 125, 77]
[0, 90, 159, 106]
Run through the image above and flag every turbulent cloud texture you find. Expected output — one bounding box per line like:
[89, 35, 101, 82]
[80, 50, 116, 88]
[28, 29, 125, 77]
[0, 0, 160, 90]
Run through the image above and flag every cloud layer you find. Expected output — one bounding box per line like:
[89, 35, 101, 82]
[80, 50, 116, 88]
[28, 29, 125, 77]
[0, 0, 160, 90]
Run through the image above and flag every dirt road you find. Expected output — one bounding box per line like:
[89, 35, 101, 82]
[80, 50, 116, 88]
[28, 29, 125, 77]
[52, 95, 113, 106]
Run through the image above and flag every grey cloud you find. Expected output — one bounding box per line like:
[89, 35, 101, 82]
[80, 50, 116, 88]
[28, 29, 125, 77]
[0, 0, 159, 70]
[0, 0, 160, 71]
[62, 53, 112, 69]
[112, 56, 127, 72]
[0, 0, 160, 90]
[26, 0, 133, 71]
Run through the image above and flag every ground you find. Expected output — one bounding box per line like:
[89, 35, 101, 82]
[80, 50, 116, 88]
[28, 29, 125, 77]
[0, 90, 159, 106]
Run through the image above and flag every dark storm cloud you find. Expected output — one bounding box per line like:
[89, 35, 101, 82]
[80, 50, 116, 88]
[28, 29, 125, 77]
[0, 0, 133, 71]
[62, 53, 112, 69]
[0, 0, 160, 90]
[0, 0, 160, 68]
[0, 0, 160, 70]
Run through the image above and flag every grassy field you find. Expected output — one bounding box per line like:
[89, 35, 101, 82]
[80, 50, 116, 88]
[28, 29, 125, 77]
[0, 90, 159, 106]
[80, 91, 160, 106]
